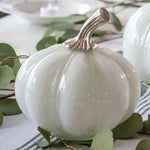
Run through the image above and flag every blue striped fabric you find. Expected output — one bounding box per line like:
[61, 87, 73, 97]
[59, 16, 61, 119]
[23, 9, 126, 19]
[15, 85, 150, 150]
[135, 85, 150, 119]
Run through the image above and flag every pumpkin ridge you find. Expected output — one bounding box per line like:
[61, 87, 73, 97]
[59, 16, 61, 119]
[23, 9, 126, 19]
[141, 23, 150, 81]
[94, 50, 129, 125]
[97, 49, 140, 123]
[53, 51, 75, 135]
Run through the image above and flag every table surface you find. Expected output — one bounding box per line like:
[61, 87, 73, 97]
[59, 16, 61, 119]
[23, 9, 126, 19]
[0, 8, 150, 150]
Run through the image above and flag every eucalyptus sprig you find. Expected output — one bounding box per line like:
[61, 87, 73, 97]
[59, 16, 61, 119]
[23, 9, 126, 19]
[36, 10, 123, 51]
[101, 0, 150, 8]
[0, 43, 29, 126]
[36, 113, 150, 150]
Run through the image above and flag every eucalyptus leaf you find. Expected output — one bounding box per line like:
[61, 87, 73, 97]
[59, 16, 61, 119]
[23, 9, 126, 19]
[50, 142, 66, 150]
[117, 51, 123, 55]
[142, 0, 150, 2]
[50, 21, 75, 31]
[0, 112, 3, 126]
[0, 65, 14, 88]
[59, 29, 78, 42]
[112, 113, 143, 139]
[36, 36, 57, 51]
[35, 139, 50, 148]
[110, 12, 122, 31]
[58, 14, 87, 23]
[123, 3, 141, 7]
[44, 21, 75, 40]
[45, 30, 66, 41]
[136, 139, 150, 150]
[0, 43, 17, 67]
[0, 98, 22, 115]
[91, 128, 113, 150]
[43, 28, 66, 41]
[143, 115, 150, 131]
[105, 2, 124, 8]
[43, 27, 54, 37]
[93, 30, 108, 36]
[68, 140, 91, 145]
[38, 127, 51, 143]
[69, 143, 89, 149]
[13, 59, 21, 76]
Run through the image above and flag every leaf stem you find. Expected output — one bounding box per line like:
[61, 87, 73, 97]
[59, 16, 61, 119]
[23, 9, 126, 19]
[142, 83, 150, 89]
[0, 55, 29, 65]
[0, 89, 14, 91]
[97, 35, 123, 44]
[60, 140, 78, 150]
[142, 129, 150, 135]
[0, 93, 15, 100]
[11, 80, 15, 83]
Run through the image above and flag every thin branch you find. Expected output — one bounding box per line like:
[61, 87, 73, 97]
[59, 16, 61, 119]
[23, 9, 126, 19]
[11, 80, 15, 83]
[142, 129, 150, 135]
[142, 83, 150, 89]
[60, 140, 78, 150]
[108, 22, 125, 28]
[0, 88, 14, 91]
[0, 93, 15, 100]
[0, 55, 29, 65]
[97, 35, 123, 44]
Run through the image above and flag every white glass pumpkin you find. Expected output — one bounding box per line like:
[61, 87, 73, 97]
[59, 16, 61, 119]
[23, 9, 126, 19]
[15, 8, 140, 140]
[123, 4, 150, 83]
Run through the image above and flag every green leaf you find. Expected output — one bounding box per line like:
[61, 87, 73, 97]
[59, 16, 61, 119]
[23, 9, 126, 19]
[43, 21, 75, 39]
[50, 143, 66, 150]
[50, 21, 75, 31]
[110, 12, 122, 31]
[38, 127, 51, 143]
[68, 140, 91, 145]
[35, 139, 50, 148]
[0, 43, 17, 67]
[43, 27, 54, 37]
[69, 143, 89, 149]
[0, 112, 3, 126]
[105, 2, 124, 8]
[45, 30, 66, 41]
[49, 141, 89, 150]
[143, 115, 150, 131]
[91, 128, 113, 150]
[0, 65, 14, 88]
[59, 29, 78, 42]
[112, 113, 143, 139]
[36, 36, 57, 51]
[58, 14, 87, 23]
[0, 98, 22, 115]
[117, 51, 123, 55]
[136, 139, 150, 150]
[142, 119, 150, 134]
[93, 30, 108, 36]
[13, 59, 21, 76]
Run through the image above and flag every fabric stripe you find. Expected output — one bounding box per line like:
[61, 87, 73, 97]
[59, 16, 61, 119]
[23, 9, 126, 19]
[15, 134, 41, 150]
[135, 85, 150, 119]
[24, 137, 44, 150]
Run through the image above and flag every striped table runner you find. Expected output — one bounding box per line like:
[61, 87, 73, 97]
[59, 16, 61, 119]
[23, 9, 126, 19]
[15, 85, 150, 150]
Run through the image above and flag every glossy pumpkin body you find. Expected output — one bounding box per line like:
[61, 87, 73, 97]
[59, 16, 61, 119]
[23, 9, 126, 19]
[123, 4, 150, 83]
[15, 44, 140, 140]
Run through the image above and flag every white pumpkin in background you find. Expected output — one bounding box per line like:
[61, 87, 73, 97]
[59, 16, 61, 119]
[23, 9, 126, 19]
[123, 4, 150, 83]
[15, 8, 140, 140]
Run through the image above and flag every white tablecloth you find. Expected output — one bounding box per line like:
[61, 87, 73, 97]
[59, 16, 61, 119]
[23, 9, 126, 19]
[0, 14, 150, 150]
